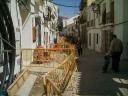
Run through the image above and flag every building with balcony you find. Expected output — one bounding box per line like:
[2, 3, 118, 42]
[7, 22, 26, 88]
[20, 0, 59, 49]
[63, 15, 79, 39]
[79, 0, 128, 59]
[86, 0, 114, 52]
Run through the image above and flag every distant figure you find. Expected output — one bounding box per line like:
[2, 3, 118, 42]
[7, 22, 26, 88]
[54, 38, 57, 44]
[76, 37, 82, 56]
[108, 34, 123, 73]
[70, 36, 76, 44]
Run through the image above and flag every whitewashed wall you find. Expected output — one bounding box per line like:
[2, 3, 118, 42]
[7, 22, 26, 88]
[21, 0, 37, 49]
[21, 0, 58, 49]
[40, 1, 58, 48]
[87, 0, 114, 52]
[11, 0, 22, 74]
[22, 14, 37, 48]
[114, 0, 128, 59]
[66, 15, 79, 26]
[87, 4, 102, 52]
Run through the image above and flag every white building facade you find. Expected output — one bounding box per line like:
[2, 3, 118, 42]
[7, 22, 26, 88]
[21, 0, 58, 49]
[87, 0, 114, 52]
[87, 0, 128, 59]
[63, 15, 79, 37]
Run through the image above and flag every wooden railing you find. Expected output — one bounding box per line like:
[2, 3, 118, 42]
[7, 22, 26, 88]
[7, 69, 30, 96]
[22, 48, 75, 66]
[43, 51, 77, 96]
[7, 43, 77, 96]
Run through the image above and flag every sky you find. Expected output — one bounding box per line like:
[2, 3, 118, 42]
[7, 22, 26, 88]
[53, 0, 81, 18]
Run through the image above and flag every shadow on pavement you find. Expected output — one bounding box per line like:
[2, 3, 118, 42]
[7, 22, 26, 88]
[77, 49, 128, 96]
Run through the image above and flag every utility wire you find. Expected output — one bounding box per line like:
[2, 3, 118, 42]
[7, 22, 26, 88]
[52, 2, 79, 8]
[17, 0, 79, 12]
[43, 0, 80, 8]
[42, 0, 79, 7]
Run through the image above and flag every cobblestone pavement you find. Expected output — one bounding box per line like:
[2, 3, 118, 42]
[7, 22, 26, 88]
[77, 48, 128, 96]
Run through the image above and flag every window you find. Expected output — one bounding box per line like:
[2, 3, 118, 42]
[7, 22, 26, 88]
[102, 8, 106, 24]
[102, 3, 106, 24]
[110, 1, 114, 23]
[96, 34, 99, 44]
[89, 33, 91, 46]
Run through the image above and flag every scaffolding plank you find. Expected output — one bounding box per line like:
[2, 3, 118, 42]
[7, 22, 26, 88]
[16, 74, 37, 96]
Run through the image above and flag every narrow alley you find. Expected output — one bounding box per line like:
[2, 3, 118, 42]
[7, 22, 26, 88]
[0, 0, 128, 96]
[77, 48, 128, 96]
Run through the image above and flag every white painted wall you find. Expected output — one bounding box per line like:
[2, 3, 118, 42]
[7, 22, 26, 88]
[86, 0, 128, 57]
[21, 0, 37, 49]
[63, 15, 79, 36]
[114, 0, 128, 59]
[11, 0, 22, 50]
[22, 14, 37, 48]
[87, 3, 102, 52]
[63, 19, 68, 28]
[65, 15, 79, 26]
[11, 0, 22, 74]
[41, 1, 58, 48]
[88, 29, 102, 52]
[87, 0, 115, 52]
[21, 0, 58, 49]
[114, 0, 123, 40]
[123, 0, 128, 59]
[7, 0, 59, 75]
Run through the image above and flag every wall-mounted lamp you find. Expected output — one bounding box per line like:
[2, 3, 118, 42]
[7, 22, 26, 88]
[91, 2, 100, 14]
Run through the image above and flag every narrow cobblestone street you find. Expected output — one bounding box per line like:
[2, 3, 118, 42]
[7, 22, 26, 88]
[77, 48, 128, 96]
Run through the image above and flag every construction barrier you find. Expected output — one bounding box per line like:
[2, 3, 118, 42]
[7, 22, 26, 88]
[44, 52, 77, 96]
[7, 43, 77, 96]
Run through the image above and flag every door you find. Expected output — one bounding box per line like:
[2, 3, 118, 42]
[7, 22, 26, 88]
[93, 33, 96, 50]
